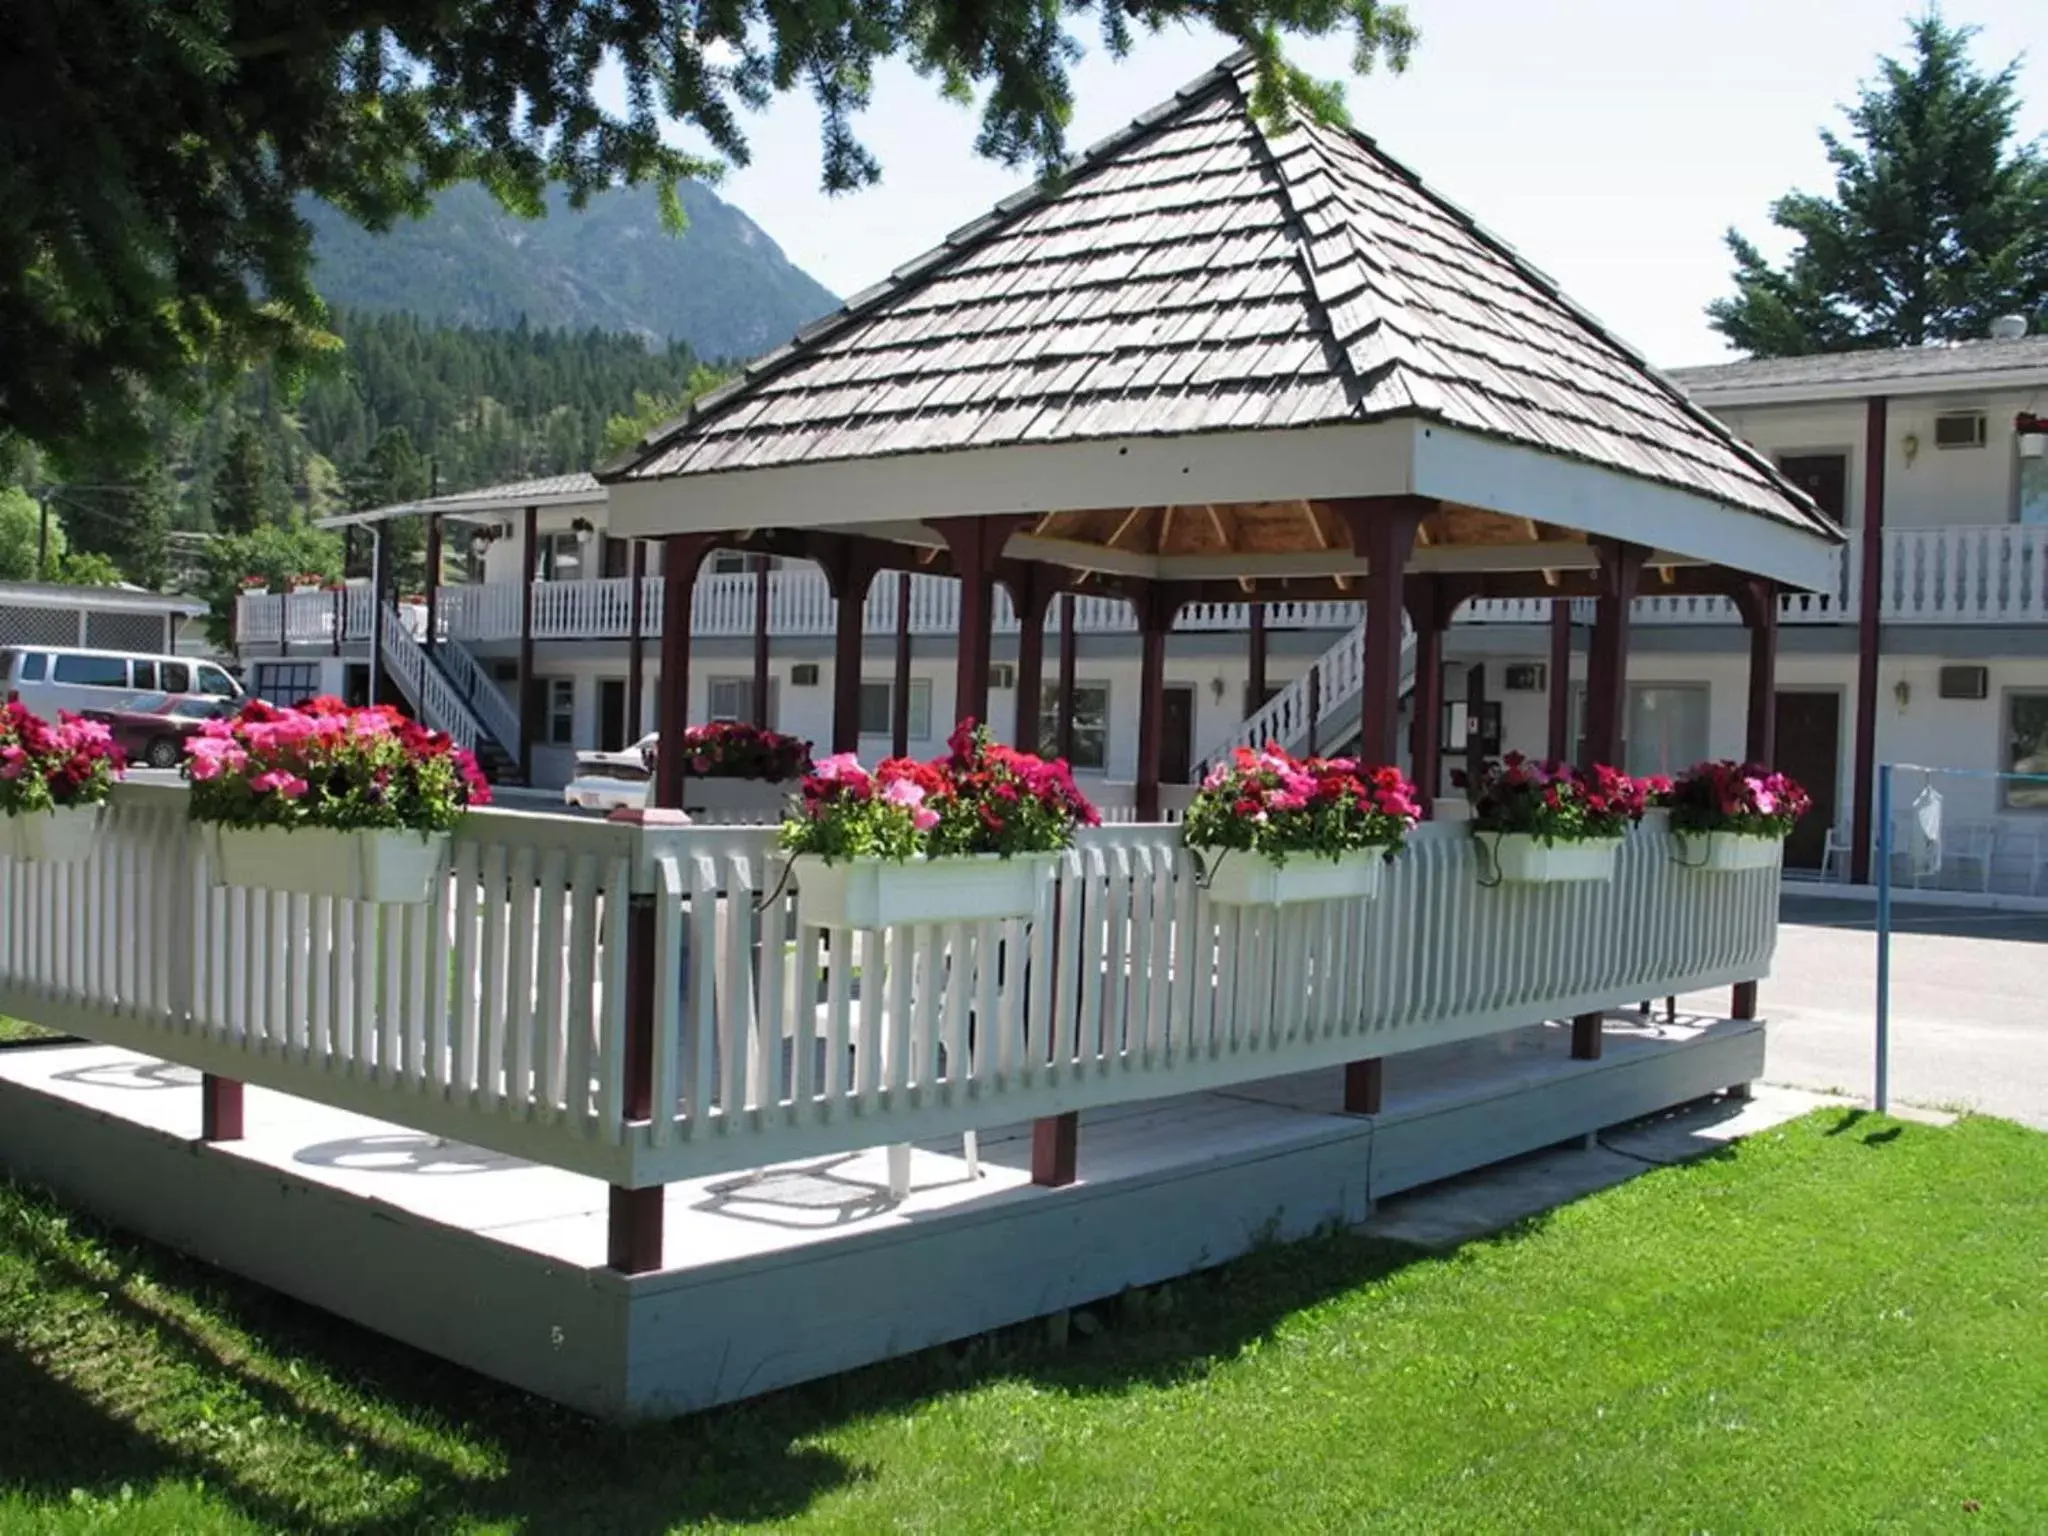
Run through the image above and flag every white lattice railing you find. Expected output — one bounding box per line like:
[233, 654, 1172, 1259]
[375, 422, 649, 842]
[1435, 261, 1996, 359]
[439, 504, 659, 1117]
[0, 791, 1778, 1190]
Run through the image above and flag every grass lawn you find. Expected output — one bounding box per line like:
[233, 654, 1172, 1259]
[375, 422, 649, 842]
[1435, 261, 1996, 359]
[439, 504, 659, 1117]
[1, 1108, 2044, 1532]
[0, 1018, 58, 1045]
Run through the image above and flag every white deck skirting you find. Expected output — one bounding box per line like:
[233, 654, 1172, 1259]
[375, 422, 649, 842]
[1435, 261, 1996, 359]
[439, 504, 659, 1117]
[0, 1013, 1763, 1418]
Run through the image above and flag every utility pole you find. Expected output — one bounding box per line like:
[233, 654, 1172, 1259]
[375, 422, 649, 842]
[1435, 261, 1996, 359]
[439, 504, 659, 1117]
[35, 498, 49, 579]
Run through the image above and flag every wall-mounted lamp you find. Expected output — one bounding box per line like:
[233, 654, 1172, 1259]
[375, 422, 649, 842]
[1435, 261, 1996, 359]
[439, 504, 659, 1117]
[1893, 678, 1911, 714]
[1209, 676, 1227, 701]
[1901, 432, 1921, 466]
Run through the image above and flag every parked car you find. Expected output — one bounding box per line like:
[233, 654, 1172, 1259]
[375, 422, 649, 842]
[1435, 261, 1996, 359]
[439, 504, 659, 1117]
[80, 692, 238, 769]
[563, 733, 656, 811]
[2, 646, 241, 719]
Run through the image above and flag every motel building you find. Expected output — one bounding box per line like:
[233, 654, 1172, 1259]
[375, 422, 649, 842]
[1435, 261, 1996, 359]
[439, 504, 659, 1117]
[6, 53, 2019, 1421]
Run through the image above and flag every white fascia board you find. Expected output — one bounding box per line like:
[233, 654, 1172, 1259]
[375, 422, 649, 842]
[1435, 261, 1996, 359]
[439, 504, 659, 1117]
[1409, 424, 1843, 592]
[604, 422, 1417, 538]
[316, 487, 606, 530]
[1682, 367, 2048, 410]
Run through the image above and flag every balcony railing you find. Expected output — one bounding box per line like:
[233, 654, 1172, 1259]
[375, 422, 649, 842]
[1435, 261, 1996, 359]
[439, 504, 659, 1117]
[0, 786, 1777, 1191]
[235, 526, 2048, 648]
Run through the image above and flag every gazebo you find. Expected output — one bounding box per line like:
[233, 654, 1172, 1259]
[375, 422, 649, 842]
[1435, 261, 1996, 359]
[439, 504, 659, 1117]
[0, 54, 1842, 1418]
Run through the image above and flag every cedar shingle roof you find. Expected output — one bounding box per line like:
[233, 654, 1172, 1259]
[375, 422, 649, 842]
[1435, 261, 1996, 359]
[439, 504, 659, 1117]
[610, 53, 1829, 540]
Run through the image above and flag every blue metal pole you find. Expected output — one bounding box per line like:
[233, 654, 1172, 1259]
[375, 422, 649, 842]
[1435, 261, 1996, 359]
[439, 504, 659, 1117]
[1874, 762, 1893, 1114]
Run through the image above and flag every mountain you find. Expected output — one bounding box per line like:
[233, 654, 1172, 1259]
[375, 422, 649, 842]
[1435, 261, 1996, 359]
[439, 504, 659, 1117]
[305, 181, 839, 363]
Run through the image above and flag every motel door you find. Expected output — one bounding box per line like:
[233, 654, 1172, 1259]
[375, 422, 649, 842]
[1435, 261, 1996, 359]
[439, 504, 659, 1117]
[1773, 691, 1841, 870]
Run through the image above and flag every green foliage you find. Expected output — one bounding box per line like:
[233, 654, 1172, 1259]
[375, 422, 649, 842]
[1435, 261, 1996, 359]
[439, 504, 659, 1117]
[600, 367, 738, 460]
[210, 424, 290, 536]
[1710, 13, 2048, 356]
[5, 0, 1415, 468]
[200, 523, 344, 649]
[43, 457, 175, 590]
[0, 488, 124, 587]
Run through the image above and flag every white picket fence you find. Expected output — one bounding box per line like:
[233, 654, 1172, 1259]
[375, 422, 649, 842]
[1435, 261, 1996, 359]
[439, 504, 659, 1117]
[0, 786, 1777, 1190]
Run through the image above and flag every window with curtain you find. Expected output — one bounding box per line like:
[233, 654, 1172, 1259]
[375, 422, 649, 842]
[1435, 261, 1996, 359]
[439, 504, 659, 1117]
[1036, 682, 1109, 770]
[1625, 685, 1710, 779]
[858, 678, 932, 740]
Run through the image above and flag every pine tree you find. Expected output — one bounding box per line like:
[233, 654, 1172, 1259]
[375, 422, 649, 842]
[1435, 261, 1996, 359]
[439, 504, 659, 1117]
[1710, 12, 2048, 357]
[212, 420, 286, 534]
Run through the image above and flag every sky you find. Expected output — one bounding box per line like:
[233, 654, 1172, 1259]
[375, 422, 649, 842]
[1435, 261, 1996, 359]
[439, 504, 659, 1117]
[637, 1, 2045, 369]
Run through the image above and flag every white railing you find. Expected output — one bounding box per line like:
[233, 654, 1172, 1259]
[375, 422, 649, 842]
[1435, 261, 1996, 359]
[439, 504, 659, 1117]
[1200, 622, 1417, 766]
[378, 607, 483, 753]
[1882, 525, 2048, 623]
[0, 790, 1778, 1192]
[435, 638, 523, 757]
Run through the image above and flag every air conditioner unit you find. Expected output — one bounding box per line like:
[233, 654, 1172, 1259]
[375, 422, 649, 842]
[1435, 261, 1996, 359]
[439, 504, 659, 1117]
[1502, 663, 1547, 693]
[789, 663, 821, 687]
[1938, 665, 1988, 701]
[1934, 411, 1987, 449]
[989, 662, 1017, 689]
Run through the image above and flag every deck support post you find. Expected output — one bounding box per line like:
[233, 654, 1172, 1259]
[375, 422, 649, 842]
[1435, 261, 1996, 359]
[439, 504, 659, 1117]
[1547, 600, 1573, 761]
[200, 1075, 243, 1142]
[654, 534, 717, 809]
[625, 539, 648, 742]
[516, 504, 539, 781]
[1006, 567, 1055, 751]
[824, 547, 879, 754]
[422, 513, 442, 656]
[1850, 395, 1888, 885]
[892, 573, 913, 757]
[751, 555, 773, 728]
[1336, 499, 1425, 1108]
[1247, 602, 1268, 723]
[1574, 538, 1648, 1061]
[1729, 574, 1780, 1025]
[1131, 582, 1182, 823]
[1032, 1111, 1079, 1187]
[1403, 576, 1459, 816]
[931, 517, 1029, 731]
[1055, 594, 1078, 762]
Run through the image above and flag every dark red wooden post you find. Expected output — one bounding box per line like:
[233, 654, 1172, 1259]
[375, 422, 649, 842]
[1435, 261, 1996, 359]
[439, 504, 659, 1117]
[1547, 600, 1573, 762]
[517, 504, 539, 782]
[331, 583, 344, 659]
[1403, 576, 1453, 815]
[1132, 584, 1179, 823]
[1032, 1114, 1079, 1188]
[200, 1075, 243, 1142]
[932, 517, 1026, 731]
[1574, 538, 1648, 1060]
[1730, 574, 1781, 1023]
[601, 807, 679, 1274]
[825, 547, 876, 754]
[1247, 602, 1268, 720]
[654, 534, 716, 809]
[626, 539, 647, 742]
[751, 554, 773, 728]
[422, 513, 443, 655]
[1305, 665, 1321, 756]
[1850, 395, 1887, 885]
[1336, 500, 1424, 1112]
[892, 572, 913, 756]
[1056, 594, 1078, 761]
[1009, 568, 1054, 752]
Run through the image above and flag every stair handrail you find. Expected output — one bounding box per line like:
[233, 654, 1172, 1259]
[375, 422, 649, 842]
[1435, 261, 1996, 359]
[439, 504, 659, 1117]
[377, 606, 483, 753]
[434, 637, 524, 757]
[1196, 618, 1416, 767]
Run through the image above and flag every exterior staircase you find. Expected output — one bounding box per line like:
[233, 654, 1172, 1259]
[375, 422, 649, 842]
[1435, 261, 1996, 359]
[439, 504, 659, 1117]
[1198, 619, 1418, 770]
[376, 609, 523, 783]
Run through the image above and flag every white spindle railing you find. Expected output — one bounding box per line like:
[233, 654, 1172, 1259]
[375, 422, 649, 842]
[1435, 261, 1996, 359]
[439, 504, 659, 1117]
[435, 638, 523, 756]
[377, 608, 483, 752]
[1882, 524, 2048, 623]
[0, 792, 1777, 1191]
[1199, 623, 1416, 767]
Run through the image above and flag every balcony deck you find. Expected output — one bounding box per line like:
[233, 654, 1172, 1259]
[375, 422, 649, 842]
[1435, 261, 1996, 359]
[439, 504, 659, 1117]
[0, 1009, 1762, 1418]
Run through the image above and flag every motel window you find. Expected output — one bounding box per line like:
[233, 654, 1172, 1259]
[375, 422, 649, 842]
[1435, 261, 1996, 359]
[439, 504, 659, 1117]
[539, 677, 575, 746]
[538, 532, 588, 582]
[1625, 685, 1710, 780]
[859, 678, 932, 741]
[2020, 453, 2048, 527]
[2005, 692, 2048, 809]
[706, 676, 777, 727]
[253, 662, 322, 708]
[1037, 682, 1109, 771]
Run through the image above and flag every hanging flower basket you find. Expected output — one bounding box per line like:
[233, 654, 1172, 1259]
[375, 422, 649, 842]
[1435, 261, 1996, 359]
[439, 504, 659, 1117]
[799, 851, 1054, 928]
[210, 825, 451, 904]
[0, 704, 121, 865]
[186, 696, 488, 906]
[1182, 746, 1417, 907]
[780, 720, 1094, 930]
[1675, 830, 1784, 872]
[1482, 832, 1623, 884]
[1663, 761, 1810, 875]
[1465, 755, 1648, 886]
[1203, 847, 1386, 907]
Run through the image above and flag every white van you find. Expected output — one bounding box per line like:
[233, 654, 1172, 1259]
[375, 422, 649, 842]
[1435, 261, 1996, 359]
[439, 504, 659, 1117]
[1, 646, 242, 718]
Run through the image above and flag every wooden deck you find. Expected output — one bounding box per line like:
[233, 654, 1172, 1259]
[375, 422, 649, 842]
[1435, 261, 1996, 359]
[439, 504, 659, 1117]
[0, 1009, 1763, 1418]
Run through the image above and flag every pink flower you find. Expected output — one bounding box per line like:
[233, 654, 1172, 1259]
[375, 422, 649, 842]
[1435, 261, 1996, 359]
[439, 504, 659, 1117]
[882, 777, 927, 809]
[249, 770, 308, 798]
[913, 806, 940, 832]
[0, 745, 24, 780]
[812, 752, 864, 783]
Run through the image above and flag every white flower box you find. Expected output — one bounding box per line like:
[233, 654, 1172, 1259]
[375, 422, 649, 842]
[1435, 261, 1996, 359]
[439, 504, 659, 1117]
[1676, 830, 1784, 872]
[1481, 832, 1622, 884]
[209, 825, 451, 905]
[680, 777, 796, 821]
[6, 805, 103, 865]
[1201, 847, 1387, 906]
[795, 852, 1055, 929]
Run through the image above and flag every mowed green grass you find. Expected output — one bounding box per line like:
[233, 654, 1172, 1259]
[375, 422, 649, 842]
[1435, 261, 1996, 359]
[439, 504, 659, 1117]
[0, 1018, 58, 1044]
[1, 1109, 2044, 1533]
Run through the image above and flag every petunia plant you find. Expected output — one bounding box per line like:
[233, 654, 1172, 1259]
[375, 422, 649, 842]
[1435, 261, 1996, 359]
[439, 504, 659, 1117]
[0, 703, 123, 815]
[1183, 745, 1420, 866]
[665, 721, 812, 781]
[1467, 753, 1649, 843]
[185, 697, 491, 835]
[1662, 760, 1812, 840]
[780, 719, 1098, 864]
